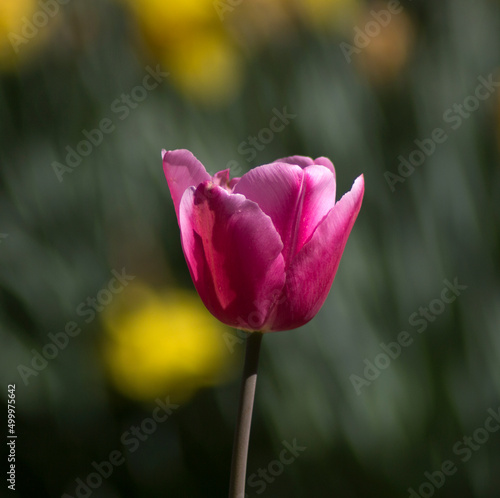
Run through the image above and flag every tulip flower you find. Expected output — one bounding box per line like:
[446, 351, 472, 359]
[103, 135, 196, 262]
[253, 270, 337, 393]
[162, 148, 364, 333]
[162, 148, 364, 498]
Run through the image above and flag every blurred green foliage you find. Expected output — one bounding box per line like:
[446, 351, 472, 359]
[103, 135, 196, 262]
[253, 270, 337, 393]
[1, 0, 500, 497]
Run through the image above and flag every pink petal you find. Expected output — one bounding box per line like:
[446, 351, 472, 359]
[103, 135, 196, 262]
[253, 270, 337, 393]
[269, 175, 364, 331]
[313, 156, 336, 180]
[297, 164, 337, 251]
[179, 182, 285, 330]
[162, 149, 211, 220]
[273, 155, 336, 179]
[213, 169, 230, 186]
[228, 177, 241, 190]
[275, 155, 315, 168]
[233, 162, 304, 264]
[233, 161, 337, 264]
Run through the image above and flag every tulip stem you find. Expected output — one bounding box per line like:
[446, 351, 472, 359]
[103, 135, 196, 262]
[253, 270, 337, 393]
[228, 331, 263, 498]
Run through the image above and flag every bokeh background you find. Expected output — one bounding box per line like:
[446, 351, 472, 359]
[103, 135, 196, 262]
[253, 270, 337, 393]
[1, 0, 500, 496]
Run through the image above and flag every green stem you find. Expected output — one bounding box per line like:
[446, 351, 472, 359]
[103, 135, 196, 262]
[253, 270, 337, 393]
[228, 331, 263, 498]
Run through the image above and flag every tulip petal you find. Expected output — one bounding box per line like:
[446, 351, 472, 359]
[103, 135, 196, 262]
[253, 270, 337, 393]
[234, 161, 337, 264]
[228, 177, 241, 190]
[275, 155, 336, 179]
[269, 175, 364, 331]
[298, 164, 337, 252]
[233, 162, 304, 264]
[276, 155, 315, 168]
[313, 156, 336, 179]
[179, 182, 285, 330]
[163, 149, 211, 220]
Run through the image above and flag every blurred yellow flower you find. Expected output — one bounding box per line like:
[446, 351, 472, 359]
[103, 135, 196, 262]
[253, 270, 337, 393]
[121, 0, 242, 106]
[119, 0, 362, 105]
[166, 29, 243, 105]
[0, 0, 59, 70]
[0, 0, 35, 68]
[102, 283, 236, 402]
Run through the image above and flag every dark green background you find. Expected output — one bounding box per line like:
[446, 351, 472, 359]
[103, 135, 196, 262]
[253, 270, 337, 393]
[1, 0, 500, 496]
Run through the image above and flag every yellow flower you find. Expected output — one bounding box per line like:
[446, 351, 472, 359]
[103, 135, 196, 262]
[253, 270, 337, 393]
[102, 283, 236, 402]
[121, 0, 242, 106]
[119, 0, 366, 104]
[0, 0, 57, 70]
[165, 29, 243, 106]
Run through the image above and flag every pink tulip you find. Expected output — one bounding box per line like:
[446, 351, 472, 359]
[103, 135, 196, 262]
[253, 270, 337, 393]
[162, 149, 364, 332]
